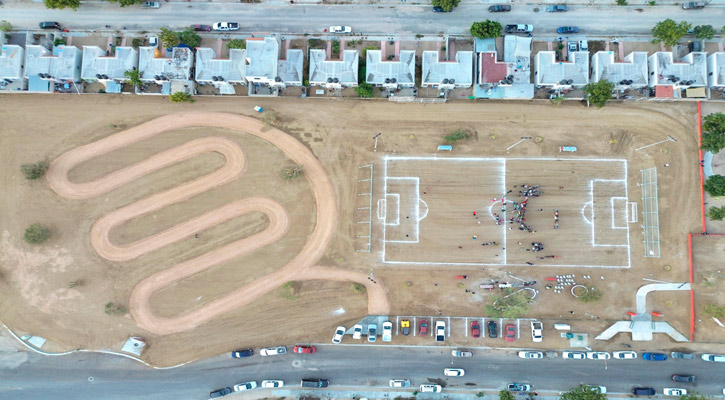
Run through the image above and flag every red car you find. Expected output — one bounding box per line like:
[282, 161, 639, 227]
[293, 345, 316, 354]
[191, 24, 212, 32]
[419, 319, 429, 335]
[505, 324, 516, 342]
[470, 321, 481, 338]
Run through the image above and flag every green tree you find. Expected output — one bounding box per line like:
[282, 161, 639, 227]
[470, 20, 503, 39]
[693, 25, 716, 40]
[178, 28, 201, 48]
[227, 39, 246, 50]
[615, 0, 628, 5]
[499, 390, 516, 400]
[561, 385, 608, 400]
[53, 38, 66, 46]
[651, 19, 691, 47]
[584, 80, 615, 108]
[701, 112, 725, 153]
[0, 20, 12, 33]
[169, 91, 194, 103]
[20, 161, 49, 180]
[444, 129, 470, 143]
[106, 0, 142, 6]
[124, 69, 142, 86]
[355, 82, 374, 98]
[432, 0, 460, 12]
[708, 206, 725, 221]
[44, 0, 80, 9]
[704, 175, 725, 197]
[24, 224, 51, 244]
[158, 27, 180, 48]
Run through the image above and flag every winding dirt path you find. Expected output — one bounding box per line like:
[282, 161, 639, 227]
[47, 112, 389, 335]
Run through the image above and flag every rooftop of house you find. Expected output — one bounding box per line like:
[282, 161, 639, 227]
[138, 47, 193, 80]
[650, 51, 707, 86]
[592, 51, 648, 86]
[365, 49, 415, 85]
[195, 47, 246, 82]
[422, 50, 474, 86]
[25, 45, 80, 80]
[534, 51, 589, 85]
[309, 49, 359, 84]
[710, 52, 725, 85]
[0, 44, 23, 79]
[245, 37, 278, 79]
[81, 46, 138, 80]
[277, 48, 304, 84]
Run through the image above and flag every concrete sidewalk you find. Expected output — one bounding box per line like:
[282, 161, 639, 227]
[21, 0, 725, 6]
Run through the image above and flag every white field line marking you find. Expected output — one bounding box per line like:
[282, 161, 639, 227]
[624, 160, 631, 269]
[628, 202, 638, 223]
[384, 155, 628, 163]
[376, 198, 386, 221]
[502, 158, 507, 265]
[413, 316, 416, 337]
[581, 202, 593, 225]
[589, 179, 595, 246]
[386, 194, 400, 226]
[381, 260, 630, 268]
[418, 199, 429, 221]
[611, 197, 628, 230]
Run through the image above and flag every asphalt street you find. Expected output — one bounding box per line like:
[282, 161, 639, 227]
[1, 344, 724, 400]
[1, 2, 724, 36]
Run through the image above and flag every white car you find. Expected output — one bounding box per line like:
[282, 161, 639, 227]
[389, 379, 411, 388]
[444, 368, 465, 377]
[148, 36, 159, 48]
[563, 351, 586, 360]
[212, 22, 240, 31]
[586, 351, 611, 360]
[664, 388, 687, 396]
[518, 351, 544, 359]
[331, 325, 346, 344]
[352, 324, 363, 340]
[586, 385, 607, 394]
[530, 321, 543, 342]
[329, 25, 352, 33]
[382, 321, 393, 342]
[701, 353, 725, 362]
[259, 346, 286, 356]
[367, 324, 377, 342]
[261, 380, 284, 388]
[420, 384, 442, 393]
[612, 351, 638, 359]
[435, 320, 446, 342]
[233, 381, 257, 392]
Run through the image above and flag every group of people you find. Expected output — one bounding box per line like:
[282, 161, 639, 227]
[553, 209, 560, 229]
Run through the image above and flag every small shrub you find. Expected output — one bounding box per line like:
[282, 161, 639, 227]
[24, 224, 51, 244]
[477, 392, 486, 398]
[578, 286, 603, 302]
[444, 128, 470, 144]
[131, 38, 142, 49]
[0, 20, 12, 33]
[332, 40, 340, 53]
[21, 161, 49, 180]
[280, 165, 304, 180]
[53, 37, 66, 46]
[551, 95, 565, 105]
[616, 0, 627, 5]
[169, 91, 194, 103]
[68, 280, 83, 288]
[354, 82, 374, 98]
[708, 206, 725, 221]
[278, 281, 297, 301]
[261, 111, 281, 127]
[104, 302, 127, 316]
[648, 1, 655, 5]
[227, 39, 246, 50]
[351, 283, 366, 294]
[704, 304, 725, 319]
[415, 34, 424, 39]
[403, 281, 412, 288]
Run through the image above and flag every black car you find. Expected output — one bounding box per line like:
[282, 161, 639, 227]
[432, 6, 447, 12]
[209, 387, 232, 398]
[39, 21, 61, 30]
[557, 26, 579, 34]
[672, 374, 696, 383]
[301, 378, 329, 388]
[488, 5, 511, 12]
[632, 387, 656, 396]
[231, 348, 253, 358]
[487, 320, 498, 338]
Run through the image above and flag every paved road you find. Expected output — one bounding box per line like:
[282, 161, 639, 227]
[1, 343, 724, 400]
[1, 2, 724, 36]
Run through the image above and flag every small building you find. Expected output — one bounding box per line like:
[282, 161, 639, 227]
[534, 50, 589, 88]
[421, 50, 473, 89]
[277, 46, 304, 88]
[648, 52, 707, 98]
[475, 36, 533, 99]
[195, 47, 247, 94]
[365, 49, 415, 89]
[707, 52, 725, 88]
[309, 48, 359, 89]
[24, 45, 82, 93]
[138, 46, 194, 95]
[0, 44, 25, 91]
[591, 51, 648, 89]
[81, 46, 139, 93]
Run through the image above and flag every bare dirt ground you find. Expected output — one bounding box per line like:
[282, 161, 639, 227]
[0, 95, 708, 365]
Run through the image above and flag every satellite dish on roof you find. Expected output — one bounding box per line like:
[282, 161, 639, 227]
[450, 79, 455, 84]
[275, 76, 282, 82]
[212, 76, 218, 81]
[327, 77, 333, 83]
[385, 78, 391, 83]
[96, 74, 102, 79]
[391, 78, 396, 83]
[333, 78, 339, 83]
[442, 78, 449, 84]
[560, 79, 567, 85]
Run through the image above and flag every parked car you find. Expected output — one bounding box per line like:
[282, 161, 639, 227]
[701, 353, 725, 362]
[389, 379, 411, 388]
[579, 40, 588, 51]
[419, 319, 429, 335]
[587, 352, 611, 360]
[568, 41, 578, 52]
[368, 324, 377, 342]
[586, 385, 607, 394]
[233, 381, 257, 392]
[547, 4, 568, 11]
[231, 349, 254, 358]
[260, 346, 286, 356]
[191, 24, 212, 32]
[210, 387, 233, 398]
[39, 21, 61, 30]
[435, 320, 446, 342]
[470, 321, 481, 338]
[613, 351, 637, 359]
[382, 321, 393, 342]
[487, 320, 498, 338]
[664, 388, 688, 396]
[432, 6, 448, 12]
[452, 349, 473, 357]
[352, 324, 363, 340]
[212, 22, 239, 31]
[518, 351, 544, 359]
[632, 387, 656, 396]
[331, 326, 345, 344]
[140, 1, 160, 8]
[557, 26, 579, 34]
[301, 379, 329, 388]
[643, 352, 668, 361]
[420, 384, 442, 393]
[681, 1, 706, 9]
[508, 383, 532, 392]
[401, 320, 411, 336]
[563, 351, 586, 360]
[670, 352, 695, 359]
[488, 5, 511, 12]
[293, 345, 316, 354]
[505, 324, 516, 342]
[530, 321, 543, 342]
[328, 26, 352, 33]
[444, 368, 465, 377]
[672, 375, 696, 383]
[261, 380, 284, 388]
[148, 36, 159, 48]
[505, 24, 534, 34]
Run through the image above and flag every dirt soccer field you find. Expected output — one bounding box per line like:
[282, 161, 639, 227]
[0, 95, 709, 366]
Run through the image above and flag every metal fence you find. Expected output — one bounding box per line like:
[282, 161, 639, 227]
[641, 168, 660, 258]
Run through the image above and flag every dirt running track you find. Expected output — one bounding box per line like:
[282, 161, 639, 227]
[46, 112, 389, 335]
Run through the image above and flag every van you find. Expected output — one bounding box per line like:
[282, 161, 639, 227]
[554, 323, 571, 331]
[579, 40, 588, 51]
[633, 387, 656, 396]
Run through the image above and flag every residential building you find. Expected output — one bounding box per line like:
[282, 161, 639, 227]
[24, 45, 82, 93]
[309, 48, 359, 89]
[534, 50, 589, 88]
[421, 49, 473, 89]
[707, 52, 725, 88]
[648, 52, 707, 98]
[0, 44, 24, 91]
[195, 47, 247, 94]
[475, 36, 533, 99]
[365, 49, 415, 89]
[138, 46, 194, 95]
[591, 51, 648, 89]
[81, 46, 139, 93]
